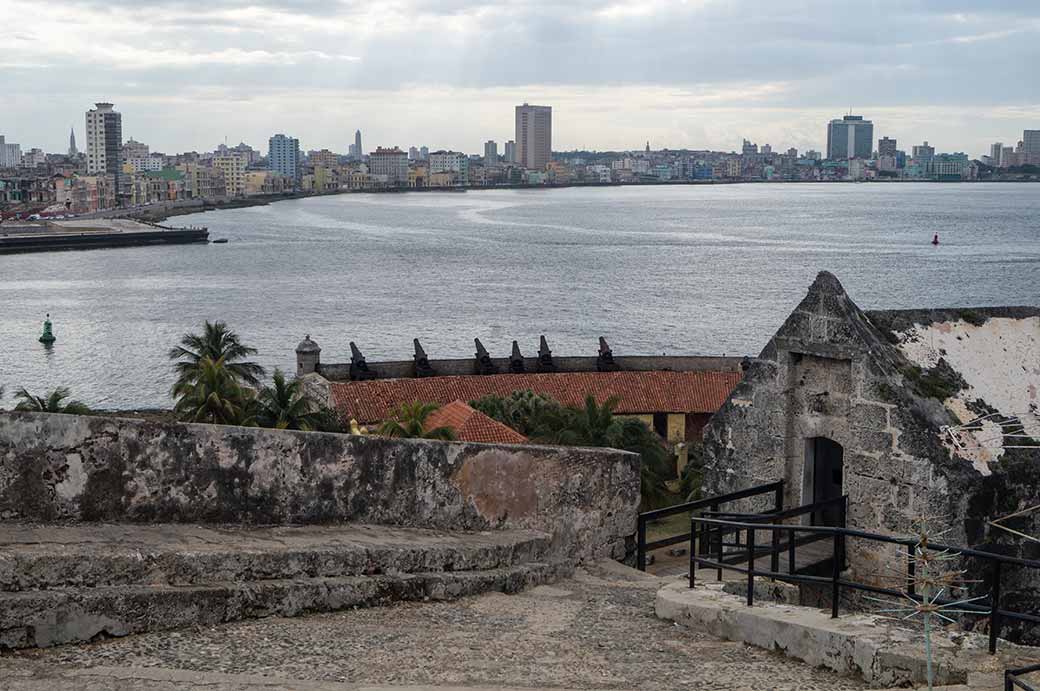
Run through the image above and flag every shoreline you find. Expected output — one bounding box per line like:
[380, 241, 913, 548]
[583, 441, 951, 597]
[106, 177, 1037, 224]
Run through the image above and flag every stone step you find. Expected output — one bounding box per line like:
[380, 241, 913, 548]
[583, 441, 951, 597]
[0, 562, 565, 649]
[0, 523, 552, 591]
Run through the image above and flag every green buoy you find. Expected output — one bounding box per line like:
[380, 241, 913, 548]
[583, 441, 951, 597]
[39, 314, 55, 344]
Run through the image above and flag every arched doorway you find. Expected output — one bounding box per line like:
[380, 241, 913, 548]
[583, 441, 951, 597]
[802, 437, 844, 526]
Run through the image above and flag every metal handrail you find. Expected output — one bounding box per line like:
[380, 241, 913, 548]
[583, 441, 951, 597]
[689, 513, 1040, 654]
[636, 480, 783, 571]
[1006, 663, 1040, 690]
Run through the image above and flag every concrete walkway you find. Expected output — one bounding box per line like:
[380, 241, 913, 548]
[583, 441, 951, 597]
[1, 562, 867, 690]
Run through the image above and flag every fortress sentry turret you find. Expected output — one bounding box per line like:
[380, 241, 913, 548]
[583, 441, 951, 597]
[295, 335, 320, 375]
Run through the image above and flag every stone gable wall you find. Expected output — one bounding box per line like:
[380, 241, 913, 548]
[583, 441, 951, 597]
[0, 412, 640, 565]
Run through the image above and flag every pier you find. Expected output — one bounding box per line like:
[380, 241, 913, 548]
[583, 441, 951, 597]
[0, 219, 209, 254]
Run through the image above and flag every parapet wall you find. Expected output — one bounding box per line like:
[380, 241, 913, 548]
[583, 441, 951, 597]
[0, 412, 640, 564]
[318, 355, 743, 382]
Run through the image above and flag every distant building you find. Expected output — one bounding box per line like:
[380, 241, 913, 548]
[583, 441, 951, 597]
[503, 140, 516, 163]
[350, 130, 362, 160]
[21, 148, 46, 167]
[1024, 130, 1040, 154]
[309, 149, 338, 168]
[213, 154, 247, 196]
[742, 139, 758, 156]
[911, 141, 935, 162]
[0, 135, 21, 168]
[826, 115, 873, 160]
[268, 134, 301, 184]
[878, 136, 897, 156]
[85, 102, 122, 175]
[419, 146, 429, 159]
[515, 103, 552, 169]
[121, 138, 149, 162]
[68, 127, 78, 157]
[408, 146, 419, 160]
[761, 144, 772, 156]
[368, 146, 408, 185]
[990, 143, 1005, 167]
[483, 140, 498, 164]
[429, 150, 469, 185]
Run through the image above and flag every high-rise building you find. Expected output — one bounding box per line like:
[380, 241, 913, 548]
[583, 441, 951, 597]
[85, 102, 123, 174]
[990, 143, 1004, 166]
[515, 103, 552, 170]
[912, 141, 935, 162]
[1024, 130, 1040, 154]
[826, 115, 873, 160]
[268, 134, 301, 183]
[408, 146, 419, 160]
[878, 137, 897, 156]
[354, 130, 363, 159]
[214, 153, 247, 196]
[419, 146, 429, 159]
[368, 147, 408, 185]
[483, 140, 498, 163]
[742, 139, 758, 156]
[0, 136, 21, 168]
[503, 140, 516, 163]
[68, 127, 78, 157]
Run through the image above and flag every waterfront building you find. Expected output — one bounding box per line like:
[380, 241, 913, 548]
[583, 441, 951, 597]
[178, 162, 226, 199]
[1024, 130, 1040, 154]
[742, 139, 758, 156]
[483, 140, 498, 164]
[368, 146, 408, 185]
[268, 134, 301, 185]
[68, 128, 78, 157]
[928, 152, 972, 180]
[911, 141, 935, 162]
[826, 115, 873, 160]
[85, 103, 122, 175]
[878, 137, 897, 156]
[419, 146, 429, 159]
[408, 146, 419, 160]
[213, 153, 247, 196]
[503, 140, 516, 163]
[0, 136, 22, 168]
[805, 150, 821, 161]
[429, 150, 469, 185]
[515, 103, 552, 170]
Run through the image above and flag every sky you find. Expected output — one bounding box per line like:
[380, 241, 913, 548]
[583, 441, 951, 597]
[2, 0, 1039, 157]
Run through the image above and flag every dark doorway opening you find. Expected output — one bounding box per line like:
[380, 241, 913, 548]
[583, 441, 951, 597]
[804, 437, 844, 526]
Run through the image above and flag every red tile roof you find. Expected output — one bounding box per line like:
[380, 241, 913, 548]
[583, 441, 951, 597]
[424, 400, 529, 445]
[330, 370, 742, 425]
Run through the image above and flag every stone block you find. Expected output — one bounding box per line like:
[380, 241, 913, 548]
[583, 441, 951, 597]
[850, 403, 889, 431]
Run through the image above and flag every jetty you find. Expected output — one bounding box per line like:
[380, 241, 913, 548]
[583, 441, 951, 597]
[0, 219, 208, 254]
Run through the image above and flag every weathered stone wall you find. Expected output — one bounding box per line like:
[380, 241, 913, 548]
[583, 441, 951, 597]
[0, 412, 640, 565]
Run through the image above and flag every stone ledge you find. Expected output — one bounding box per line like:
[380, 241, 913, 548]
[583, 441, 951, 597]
[655, 579, 1040, 688]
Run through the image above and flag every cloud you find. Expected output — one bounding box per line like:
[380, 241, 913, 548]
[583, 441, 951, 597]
[2, 0, 1039, 155]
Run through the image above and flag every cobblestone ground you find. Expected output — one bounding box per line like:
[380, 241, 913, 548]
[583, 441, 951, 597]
[1, 564, 867, 690]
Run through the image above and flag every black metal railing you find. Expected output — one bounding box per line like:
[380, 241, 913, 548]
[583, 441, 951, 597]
[636, 480, 783, 571]
[1006, 663, 1040, 690]
[688, 514, 1040, 654]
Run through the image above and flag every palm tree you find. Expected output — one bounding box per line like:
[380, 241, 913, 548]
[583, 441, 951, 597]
[169, 321, 265, 396]
[544, 395, 622, 447]
[173, 356, 255, 426]
[379, 402, 456, 441]
[255, 368, 320, 431]
[13, 387, 92, 415]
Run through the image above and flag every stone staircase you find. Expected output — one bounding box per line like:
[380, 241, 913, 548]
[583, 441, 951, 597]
[0, 523, 563, 649]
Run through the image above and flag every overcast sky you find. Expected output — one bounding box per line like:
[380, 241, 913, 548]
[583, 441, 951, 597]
[3, 0, 1039, 156]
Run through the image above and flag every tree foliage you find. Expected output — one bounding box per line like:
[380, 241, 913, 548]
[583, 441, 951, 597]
[12, 387, 92, 415]
[169, 320, 266, 398]
[255, 368, 321, 430]
[378, 402, 457, 441]
[172, 355, 256, 426]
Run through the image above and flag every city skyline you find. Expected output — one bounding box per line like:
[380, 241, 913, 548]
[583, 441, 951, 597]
[3, 2, 1039, 156]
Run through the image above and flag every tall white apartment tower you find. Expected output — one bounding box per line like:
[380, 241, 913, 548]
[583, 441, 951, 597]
[514, 103, 552, 170]
[85, 102, 122, 174]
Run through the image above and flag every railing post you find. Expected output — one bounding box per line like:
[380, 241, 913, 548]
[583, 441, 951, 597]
[788, 525, 796, 575]
[771, 522, 780, 579]
[831, 531, 841, 618]
[637, 515, 646, 572]
[689, 515, 696, 589]
[713, 504, 723, 582]
[990, 560, 1003, 655]
[747, 526, 756, 607]
[1005, 670, 1013, 691]
[774, 481, 784, 514]
[907, 544, 916, 596]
